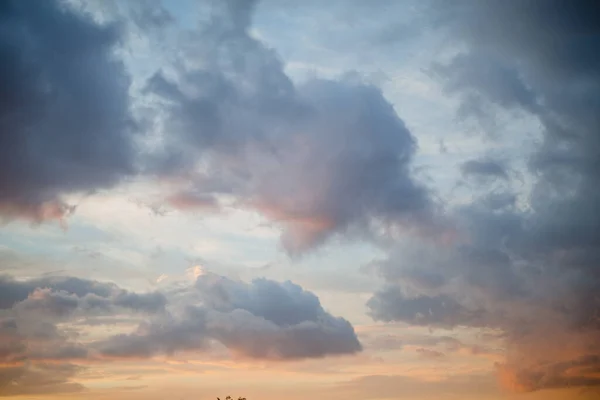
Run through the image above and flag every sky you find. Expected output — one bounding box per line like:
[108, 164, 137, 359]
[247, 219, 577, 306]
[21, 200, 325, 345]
[1, 0, 600, 399]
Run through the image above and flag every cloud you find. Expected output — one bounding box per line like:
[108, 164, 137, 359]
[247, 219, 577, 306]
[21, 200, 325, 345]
[197, 275, 362, 359]
[460, 158, 508, 181]
[1, 0, 433, 256]
[0, 364, 85, 397]
[98, 274, 361, 360]
[0, 269, 361, 397]
[166, 191, 220, 212]
[0, 275, 165, 396]
[0, 275, 166, 313]
[141, 0, 432, 254]
[367, 0, 600, 392]
[0, 0, 136, 222]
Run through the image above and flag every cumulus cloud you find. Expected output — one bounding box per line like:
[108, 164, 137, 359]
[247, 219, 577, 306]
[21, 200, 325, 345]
[99, 274, 361, 360]
[141, 0, 432, 254]
[0, 0, 136, 222]
[367, 289, 479, 328]
[197, 275, 362, 359]
[368, 0, 600, 392]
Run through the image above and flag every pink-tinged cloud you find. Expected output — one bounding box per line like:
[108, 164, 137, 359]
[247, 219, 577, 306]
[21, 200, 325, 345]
[166, 192, 220, 212]
[0, 272, 362, 395]
[0, 201, 75, 226]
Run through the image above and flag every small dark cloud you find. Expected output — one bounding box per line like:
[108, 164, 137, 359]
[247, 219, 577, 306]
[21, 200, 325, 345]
[166, 192, 220, 212]
[367, 287, 480, 328]
[96, 310, 208, 358]
[415, 347, 445, 358]
[433, 51, 539, 115]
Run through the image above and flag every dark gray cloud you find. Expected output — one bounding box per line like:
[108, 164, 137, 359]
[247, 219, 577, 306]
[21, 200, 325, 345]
[415, 347, 445, 358]
[129, 0, 174, 32]
[498, 355, 600, 393]
[368, 0, 600, 392]
[0, 0, 137, 222]
[367, 289, 479, 328]
[99, 274, 362, 360]
[166, 191, 220, 212]
[0, 275, 110, 309]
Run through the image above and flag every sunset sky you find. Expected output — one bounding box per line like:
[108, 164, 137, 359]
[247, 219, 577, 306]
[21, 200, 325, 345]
[1, 0, 600, 399]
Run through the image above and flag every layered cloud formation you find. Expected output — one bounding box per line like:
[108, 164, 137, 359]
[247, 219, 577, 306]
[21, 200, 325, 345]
[0, 273, 360, 395]
[1, 0, 599, 397]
